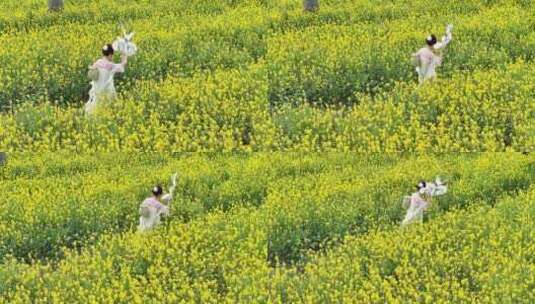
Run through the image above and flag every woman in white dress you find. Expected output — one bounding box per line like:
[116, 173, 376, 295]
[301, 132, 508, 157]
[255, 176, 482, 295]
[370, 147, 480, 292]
[401, 181, 433, 226]
[138, 185, 173, 232]
[85, 44, 128, 114]
[412, 25, 453, 85]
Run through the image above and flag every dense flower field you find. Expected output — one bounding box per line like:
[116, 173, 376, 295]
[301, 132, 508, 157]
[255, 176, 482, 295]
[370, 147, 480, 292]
[0, 0, 533, 301]
[0, 0, 533, 152]
[0, 153, 533, 302]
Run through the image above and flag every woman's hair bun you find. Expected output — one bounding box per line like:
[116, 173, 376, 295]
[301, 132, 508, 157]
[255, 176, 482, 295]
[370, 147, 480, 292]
[417, 180, 426, 190]
[152, 185, 163, 196]
[426, 34, 437, 46]
[102, 43, 115, 56]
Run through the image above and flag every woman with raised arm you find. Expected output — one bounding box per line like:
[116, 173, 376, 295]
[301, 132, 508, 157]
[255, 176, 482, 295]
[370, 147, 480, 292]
[85, 44, 128, 114]
[138, 185, 171, 232]
[412, 24, 453, 85]
[401, 181, 433, 226]
[138, 174, 177, 232]
[401, 177, 448, 226]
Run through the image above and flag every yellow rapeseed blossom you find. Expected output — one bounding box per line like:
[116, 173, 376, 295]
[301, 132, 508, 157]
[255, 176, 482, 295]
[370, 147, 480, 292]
[0, 1, 533, 152]
[0, 153, 533, 302]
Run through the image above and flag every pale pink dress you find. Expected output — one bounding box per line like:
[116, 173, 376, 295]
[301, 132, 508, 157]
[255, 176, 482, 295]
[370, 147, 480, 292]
[138, 195, 172, 232]
[413, 47, 443, 84]
[85, 58, 126, 114]
[401, 192, 430, 226]
[412, 30, 452, 85]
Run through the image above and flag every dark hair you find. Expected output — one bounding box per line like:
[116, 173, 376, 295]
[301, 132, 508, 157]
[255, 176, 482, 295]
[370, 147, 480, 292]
[417, 180, 426, 190]
[426, 34, 437, 46]
[102, 44, 114, 56]
[152, 185, 163, 196]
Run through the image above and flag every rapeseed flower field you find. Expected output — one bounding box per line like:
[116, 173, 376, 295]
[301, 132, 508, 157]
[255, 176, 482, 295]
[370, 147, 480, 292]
[0, 0, 534, 302]
[0, 153, 534, 302]
[0, 0, 533, 152]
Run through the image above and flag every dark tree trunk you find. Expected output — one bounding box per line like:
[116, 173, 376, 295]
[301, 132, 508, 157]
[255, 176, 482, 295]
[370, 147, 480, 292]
[303, 0, 319, 12]
[241, 118, 252, 146]
[0, 152, 6, 166]
[48, 0, 64, 12]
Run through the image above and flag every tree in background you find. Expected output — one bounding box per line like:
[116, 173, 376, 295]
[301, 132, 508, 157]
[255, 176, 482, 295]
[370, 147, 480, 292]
[48, 0, 64, 11]
[0, 152, 6, 166]
[303, 0, 319, 12]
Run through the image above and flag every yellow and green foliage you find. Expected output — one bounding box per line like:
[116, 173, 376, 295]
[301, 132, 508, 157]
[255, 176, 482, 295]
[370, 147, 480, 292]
[0, 0, 533, 152]
[271, 185, 535, 303]
[0, 153, 533, 302]
[1, 0, 534, 302]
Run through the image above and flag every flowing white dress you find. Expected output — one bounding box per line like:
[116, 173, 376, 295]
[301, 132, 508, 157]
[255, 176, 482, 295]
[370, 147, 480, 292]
[138, 194, 172, 232]
[413, 26, 453, 84]
[413, 48, 442, 84]
[401, 192, 430, 226]
[85, 58, 126, 114]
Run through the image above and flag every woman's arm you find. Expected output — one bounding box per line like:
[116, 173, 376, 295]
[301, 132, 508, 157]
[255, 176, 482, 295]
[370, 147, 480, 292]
[161, 193, 173, 204]
[156, 202, 170, 216]
[434, 25, 453, 50]
[161, 204, 170, 216]
[411, 52, 421, 66]
[110, 55, 127, 73]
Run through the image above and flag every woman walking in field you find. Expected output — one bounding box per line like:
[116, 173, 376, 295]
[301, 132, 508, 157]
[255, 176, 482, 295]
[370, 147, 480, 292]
[401, 177, 447, 226]
[138, 173, 177, 232]
[85, 44, 128, 114]
[138, 185, 172, 232]
[412, 24, 453, 85]
[401, 181, 433, 226]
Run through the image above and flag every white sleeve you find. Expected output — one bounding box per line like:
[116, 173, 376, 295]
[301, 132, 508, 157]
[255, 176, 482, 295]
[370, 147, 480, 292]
[161, 193, 173, 204]
[111, 62, 125, 73]
[160, 204, 170, 216]
[434, 26, 453, 50]
[432, 184, 448, 196]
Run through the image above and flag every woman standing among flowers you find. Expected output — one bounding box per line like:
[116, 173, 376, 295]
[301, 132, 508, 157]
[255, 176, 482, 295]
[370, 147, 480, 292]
[138, 173, 177, 232]
[412, 24, 453, 85]
[401, 181, 433, 226]
[138, 185, 172, 232]
[85, 44, 128, 114]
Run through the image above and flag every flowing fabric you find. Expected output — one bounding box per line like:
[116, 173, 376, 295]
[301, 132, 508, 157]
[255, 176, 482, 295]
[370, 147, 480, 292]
[169, 173, 178, 196]
[401, 193, 430, 226]
[433, 24, 453, 50]
[112, 32, 138, 57]
[413, 24, 453, 84]
[138, 173, 178, 232]
[85, 59, 126, 114]
[138, 197, 171, 232]
[425, 176, 448, 196]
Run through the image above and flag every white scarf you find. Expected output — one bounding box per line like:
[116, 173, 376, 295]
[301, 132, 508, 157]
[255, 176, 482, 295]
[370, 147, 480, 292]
[112, 31, 138, 57]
